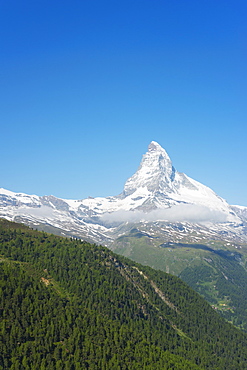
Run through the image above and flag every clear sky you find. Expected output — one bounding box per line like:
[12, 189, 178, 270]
[1, 0, 247, 206]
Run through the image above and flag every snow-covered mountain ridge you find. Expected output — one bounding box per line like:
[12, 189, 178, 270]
[1, 141, 247, 245]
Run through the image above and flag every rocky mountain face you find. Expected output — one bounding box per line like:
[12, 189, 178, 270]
[0, 141, 247, 245]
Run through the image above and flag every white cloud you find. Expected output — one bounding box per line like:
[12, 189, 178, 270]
[100, 204, 228, 225]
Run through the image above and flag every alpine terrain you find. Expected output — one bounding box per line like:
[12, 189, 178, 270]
[1, 141, 247, 330]
[0, 141, 246, 245]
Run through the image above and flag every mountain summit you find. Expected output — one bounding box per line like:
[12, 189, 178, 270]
[119, 141, 237, 219]
[0, 141, 246, 244]
[123, 141, 176, 197]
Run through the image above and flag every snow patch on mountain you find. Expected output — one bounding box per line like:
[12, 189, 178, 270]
[231, 205, 247, 223]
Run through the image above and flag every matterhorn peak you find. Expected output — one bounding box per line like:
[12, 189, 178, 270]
[123, 141, 176, 197]
[147, 141, 173, 169]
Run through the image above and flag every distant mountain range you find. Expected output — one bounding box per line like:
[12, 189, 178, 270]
[1, 141, 247, 245]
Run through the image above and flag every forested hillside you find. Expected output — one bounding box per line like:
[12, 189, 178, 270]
[1, 219, 247, 369]
[112, 231, 247, 331]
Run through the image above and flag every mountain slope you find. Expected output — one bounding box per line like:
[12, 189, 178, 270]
[1, 219, 247, 369]
[112, 229, 247, 329]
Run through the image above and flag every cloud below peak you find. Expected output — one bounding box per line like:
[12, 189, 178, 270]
[100, 204, 228, 225]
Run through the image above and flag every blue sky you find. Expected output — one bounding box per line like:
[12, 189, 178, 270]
[1, 0, 247, 205]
